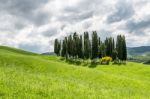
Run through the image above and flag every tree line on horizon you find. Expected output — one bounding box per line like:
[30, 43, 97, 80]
[54, 31, 127, 62]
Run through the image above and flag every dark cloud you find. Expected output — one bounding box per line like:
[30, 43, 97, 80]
[14, 20, 27, 29]
[76, 0, 103, 11]
[57, 10, 93, 23]
[0, 0, 48, 13]
[82, 20, 92, 29]
[107, 0, 134, 23]
[42, 28, 58, 37]
[63, 0, 102, 13]
[60, 0, 104, 23]
[126, 17, 150, 34]
[0, 0, 49, 26]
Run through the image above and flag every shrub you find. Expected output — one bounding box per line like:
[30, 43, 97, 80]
[100, 56, 112, 65]
[91, 59, 99, 65]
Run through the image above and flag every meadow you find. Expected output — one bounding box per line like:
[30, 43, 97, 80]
[0, 46, 150, 99]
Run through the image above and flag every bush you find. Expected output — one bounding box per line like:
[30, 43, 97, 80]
[91, 59, 99, 65]
[112, 58, 127, 65]
[113, 58, 120, 64]
[100, 56, 112, 65]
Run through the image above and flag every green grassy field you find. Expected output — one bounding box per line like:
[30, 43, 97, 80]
[0, 46, 150, 99]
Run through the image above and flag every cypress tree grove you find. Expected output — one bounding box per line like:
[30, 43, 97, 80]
[54, 32, 127, 63]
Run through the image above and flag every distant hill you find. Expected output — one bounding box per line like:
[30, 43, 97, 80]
[128, 46, 150, 56]
[41, 52, 56, 55]
[127, 46, 150, 63]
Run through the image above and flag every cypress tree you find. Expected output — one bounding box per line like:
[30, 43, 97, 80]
[112, 49, 118, 60]
[73, 32, 78, 58]
[116, 35, 122, 60]
[84, 32, 91, 59]
[67, 35, 73, 57]
[116, 35, 127, 61]
[122, 36, 127, 61]
[78, 35, 83, 58]
[98, 37, 102, 58]
[100, 43, 106, 57]
[54, 39, 58, 55]
[91, 31, 98, 59]
[61, 37, 68, 58]
[54, 39, 61, 56]
[105, 37, 114, 57]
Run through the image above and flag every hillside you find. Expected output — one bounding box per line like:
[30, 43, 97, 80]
[128, 46, 150, 63]
[128, 46, 150, 56]
[0, 46, 150, 98]
[0, 46, 38, 55]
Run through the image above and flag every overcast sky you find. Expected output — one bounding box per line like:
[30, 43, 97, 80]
[0, 0, 150, 53]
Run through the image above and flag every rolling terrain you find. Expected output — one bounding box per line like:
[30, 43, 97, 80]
[128, 46, 150, 64]
[0, 46, 150, 98]
[128, 46, 150, 56]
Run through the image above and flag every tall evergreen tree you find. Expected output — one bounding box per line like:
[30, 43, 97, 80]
[73, 32, 78, 58]
[91, 31, 98, 59]
[67, 35, 73, 57]
[84, 32, 91, 59]
[112, 49, 118, 60]
[105, 37, 114, 57]
[61, 37, 68, 58]
[100, 43, 106, 57]
[98, 37, 102, 58]
[116, 35, 122, 60]
[54, 39, 61, 56]
[54, 39, 58, 55]
[122, 36, 127, 61]
[105, 37, 109, 56]
[78, 35, 83, 58]
[116, 35, 127, 61]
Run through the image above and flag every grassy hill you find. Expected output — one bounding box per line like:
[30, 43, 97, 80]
[127, 46, 150, 64]
[128, 46, 150, 56]
[0, 46, 150, 98]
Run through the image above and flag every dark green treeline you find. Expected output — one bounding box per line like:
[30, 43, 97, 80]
[54, 31, 127, 61]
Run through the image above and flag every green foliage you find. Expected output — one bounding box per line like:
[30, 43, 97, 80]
[55, 31, 127, 63]
[54, 39, 61, 56]
[84, 32, 91, 59]
[105, 37, 115, 57]
[101, 56, 112, 65]
[91, 31, 99, 59]
[116, 35, 127, 61]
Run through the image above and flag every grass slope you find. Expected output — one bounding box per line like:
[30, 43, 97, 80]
[0, 46, 150, 98]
